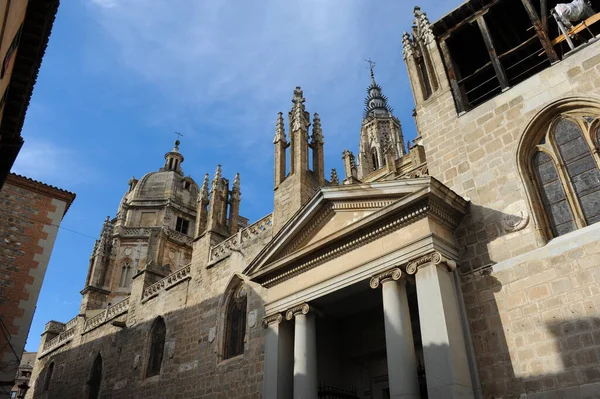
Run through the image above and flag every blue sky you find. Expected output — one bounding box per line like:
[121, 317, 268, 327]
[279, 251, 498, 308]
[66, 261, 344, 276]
[13, 0, 457, 351]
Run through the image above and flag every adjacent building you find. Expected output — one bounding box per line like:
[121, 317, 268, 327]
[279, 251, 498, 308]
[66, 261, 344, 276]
[0, 174, 74, 397]
[27, 0, 600, 398]
[11, 352, 36, 399]
[0, 0, 60, 190]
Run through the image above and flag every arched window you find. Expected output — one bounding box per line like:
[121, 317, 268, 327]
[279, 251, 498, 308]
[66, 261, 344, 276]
[119, 261, 133, 287]
[88, 354, 102, 399]
[146, 317, 166, 377]
[43, 362, 54, 391]
[530, 115, 600, 238]
[371, 148, 380, 171]
[224, 284, 247, 359]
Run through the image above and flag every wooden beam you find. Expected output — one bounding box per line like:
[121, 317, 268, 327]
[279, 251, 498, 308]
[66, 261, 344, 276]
[439, 0, 501, 40]
[520, 0, 559, 63]
[439, 39, 469, 113]
[541, 0, 548, 32]
[498, 35, 538, 60]
[551, 12, 600, 45]
[476, 15, 509, 90]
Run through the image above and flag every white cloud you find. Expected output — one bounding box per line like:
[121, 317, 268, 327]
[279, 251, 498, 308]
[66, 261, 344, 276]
[86, 1, 371, 135]
[11, 140, 92, 188]
[90, 0, 118, 8]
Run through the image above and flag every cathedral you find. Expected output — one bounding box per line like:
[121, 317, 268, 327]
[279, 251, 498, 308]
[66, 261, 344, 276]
[27, 2, 600, 398]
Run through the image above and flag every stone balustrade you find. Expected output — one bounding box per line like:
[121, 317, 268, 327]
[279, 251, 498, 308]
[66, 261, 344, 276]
[64, 316, 78, 331]
[83, 296, 131, 333]
[42, 323, 77, 354]
[114, 226, 154, 237]
[164, 228, 194, 245]
[209, 213, 273, 262]
[142, 264, 192, 302]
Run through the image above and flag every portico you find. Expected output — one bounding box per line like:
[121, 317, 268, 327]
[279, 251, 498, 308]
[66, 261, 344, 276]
[246, 178, 477, 399]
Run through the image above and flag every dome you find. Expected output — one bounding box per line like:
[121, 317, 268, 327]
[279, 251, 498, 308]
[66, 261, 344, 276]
[129, 170, 199, 210]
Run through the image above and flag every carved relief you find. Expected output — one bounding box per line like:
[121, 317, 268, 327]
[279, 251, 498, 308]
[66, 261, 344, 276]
[208, 327, 216, 343]
[248, 310, 257, 328]
[166, 341, 176, 358]
[500, 200, 529, 232]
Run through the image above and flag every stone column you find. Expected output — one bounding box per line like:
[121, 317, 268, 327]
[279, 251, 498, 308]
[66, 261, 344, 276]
[262, 313, 293, 399]
[370, 268, 420, 399]
[407, 252, 474, 399]
[286, 303, 318, 399]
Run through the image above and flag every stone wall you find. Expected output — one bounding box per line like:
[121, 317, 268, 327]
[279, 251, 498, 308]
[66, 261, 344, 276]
[412, 37, 600, 398]
[461, 224, 600, 398]
[28, 221, 273, 399]
[414, 42, 600, 272]
[0, 175, 72, 394]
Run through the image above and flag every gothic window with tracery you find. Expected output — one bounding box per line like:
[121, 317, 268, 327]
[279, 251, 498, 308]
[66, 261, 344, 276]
[119, 261, 133, 287]
[531, 115, 600, 238]
[146, 317, 166, 377]
[88, 354, 102, 399]
[224, 284, 247, 359]
[43, 362, 54, 391]
[371, 148, 380, 170]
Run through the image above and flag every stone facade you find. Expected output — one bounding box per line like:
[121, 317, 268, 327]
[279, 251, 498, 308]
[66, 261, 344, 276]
[403, 2, 600, 397]
[27, 1, 600, 398]
[0, 174, 74, 397]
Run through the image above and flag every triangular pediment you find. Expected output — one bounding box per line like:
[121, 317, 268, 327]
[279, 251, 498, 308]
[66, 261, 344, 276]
[245, 177, 467, 283]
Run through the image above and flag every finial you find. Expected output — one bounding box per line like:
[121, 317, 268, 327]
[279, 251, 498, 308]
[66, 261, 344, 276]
[233, 172, 240, 191]
[200, 173, 209, 201]
[291, 87, 309, 132]
[402, 32, 414, 60]
[231, 172, 241, 200]
[414, 7, 434, 44]
[274, 112, 286, 143]
[173, 132, 183, 151]
[330, 169, 339, 185]
[292, 86, 304, 104]
[311, 113, 323, 144]
[365, 58, 376, 79]
[211, 165, 222, 191]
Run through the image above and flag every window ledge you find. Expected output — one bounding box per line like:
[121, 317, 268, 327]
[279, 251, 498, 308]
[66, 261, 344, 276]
[217, 353, 244, 367]
[491, 222, 600, 274]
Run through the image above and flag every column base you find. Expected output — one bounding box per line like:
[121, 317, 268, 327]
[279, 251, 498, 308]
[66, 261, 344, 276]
[427, 383, 474, 399]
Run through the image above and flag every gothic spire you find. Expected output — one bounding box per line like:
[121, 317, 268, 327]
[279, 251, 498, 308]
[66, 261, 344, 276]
[273, 112, 286, 143]
[330, 169, 339, 185]
[290, 86, 309, 132]
[200, 173, 209, 201]
[211, 165, 222, 191]
[363, 61, 393, 119]
[311, 113, 323, 145]
[231, 172, 241, 200]
[414, 6, 434, 44]
[402, 31, 414, 60]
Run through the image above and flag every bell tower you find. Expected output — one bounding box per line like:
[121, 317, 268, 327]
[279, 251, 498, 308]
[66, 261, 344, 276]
[273, 87, 325, 232]
[357, 61, 405, 179]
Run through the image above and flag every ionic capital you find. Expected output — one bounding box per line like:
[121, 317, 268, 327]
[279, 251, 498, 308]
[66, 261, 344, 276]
[405, 251, 457, 275]
[285, 303, 311, 320]
[370, 267, 403, 289]
[261, 313, 283, 329]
